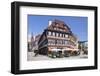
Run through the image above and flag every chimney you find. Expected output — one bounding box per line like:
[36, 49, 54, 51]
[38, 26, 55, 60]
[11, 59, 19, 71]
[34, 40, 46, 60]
[48, 20, 52, 26]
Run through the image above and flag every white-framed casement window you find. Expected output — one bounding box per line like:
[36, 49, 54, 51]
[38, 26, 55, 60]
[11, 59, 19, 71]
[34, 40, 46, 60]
[65, 40, 68, 45]
[53, 32, 55, 36]
[56, 32, 58, 37]
[60, 33, 62, 37]
[65, 34, 68, 38]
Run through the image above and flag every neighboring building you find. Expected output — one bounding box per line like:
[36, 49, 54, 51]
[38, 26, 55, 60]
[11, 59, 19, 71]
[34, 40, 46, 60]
[28, 34, 35, 52]
[33, 34, 41, 50]
[28, 34, 41, 52]
[78, 41, 88, 55]
[38, 19, 79, 56]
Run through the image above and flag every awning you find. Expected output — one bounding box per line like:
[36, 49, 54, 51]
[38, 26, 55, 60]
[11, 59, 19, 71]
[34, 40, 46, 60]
[51, 48, 78, 51]
[51, 49, 61, 51]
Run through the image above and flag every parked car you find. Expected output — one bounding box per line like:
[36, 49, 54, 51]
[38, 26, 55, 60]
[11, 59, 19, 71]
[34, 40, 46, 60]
[48, 51, 64, 58]
[63, 51, 70, 57]
[34, 50, 38, 53]
[71, 51, 79, 56]
[77, 51, 80, 55]
[52, 51, 57, 58]
[83, 50, 88, 55]
[56, 51, 63, 58]
[48, 51, 57, 58]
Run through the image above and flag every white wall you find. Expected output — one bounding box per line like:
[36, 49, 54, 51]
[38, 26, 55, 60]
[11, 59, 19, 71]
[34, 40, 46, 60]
[0, 0, 99, 76]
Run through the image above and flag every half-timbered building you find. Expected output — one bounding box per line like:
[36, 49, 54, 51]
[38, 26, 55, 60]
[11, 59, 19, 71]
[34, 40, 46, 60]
[38, 19, 79, 56]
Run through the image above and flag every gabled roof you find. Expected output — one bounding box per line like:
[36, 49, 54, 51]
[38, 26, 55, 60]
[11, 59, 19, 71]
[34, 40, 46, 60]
[47, 19, 72, 34]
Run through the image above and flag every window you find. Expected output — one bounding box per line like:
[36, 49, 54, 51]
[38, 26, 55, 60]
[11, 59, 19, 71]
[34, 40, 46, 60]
[56, 40, 63, 45]
[55, 32, 56, 37]
[58, 33, 60, 37]
[59, 40, 62, 44]
[64, 40, 67, 44]
[54, 27, 56, 30]
[61, 34, 63, 37]
[65, 34, 68, 38]
[53, 32, 55, 36]
[61, 40, 63, 44]
[56, 33, 58, 37]
[48, 39, 55, 45]
[64, 34, 65, 37]
[51, 31, 53, 36]
[60, 33, 62, 37]
[62, 34, 64, 37]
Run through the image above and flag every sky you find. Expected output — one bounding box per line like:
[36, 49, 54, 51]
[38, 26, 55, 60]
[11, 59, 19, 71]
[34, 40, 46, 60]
[28, 15, 88, 41]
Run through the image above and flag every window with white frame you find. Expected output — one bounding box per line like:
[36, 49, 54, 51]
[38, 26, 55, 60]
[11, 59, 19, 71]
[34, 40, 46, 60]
[60, 33, 62, 37]
[56, 33, 58, 37]
[64, 40, 67, 45]
[65, 34, 68, 38]
[53, 32, 55, 36]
